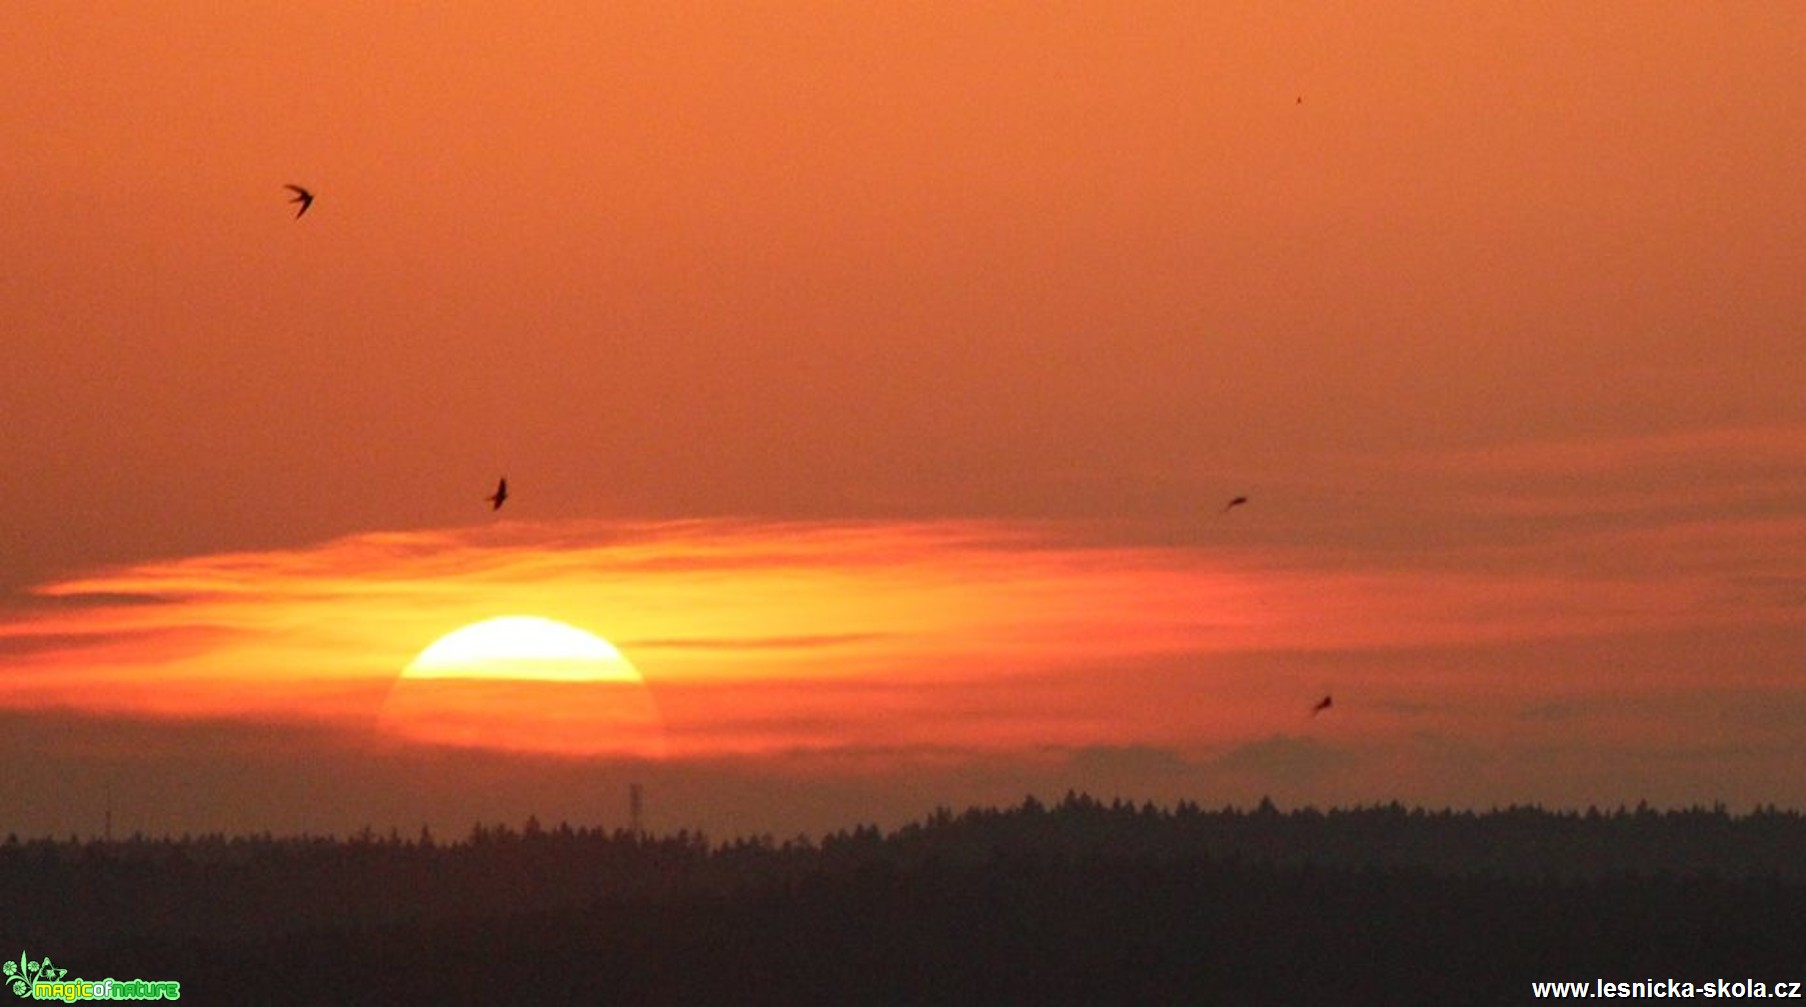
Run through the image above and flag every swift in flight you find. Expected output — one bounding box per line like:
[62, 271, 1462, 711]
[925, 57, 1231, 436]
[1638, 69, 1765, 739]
[285, 184, 314, 218]
[1222, 496, 1249, 513]
[1310, 695, 1333, 717]
[486, 477, 508, 511]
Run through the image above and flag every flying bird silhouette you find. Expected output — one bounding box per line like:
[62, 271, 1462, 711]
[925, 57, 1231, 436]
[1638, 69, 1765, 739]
[486, 477, 508, 511]
[284, 184, 314, 218]
[1222, 496, 1249, 513]
[1310, 695, 1333, 717]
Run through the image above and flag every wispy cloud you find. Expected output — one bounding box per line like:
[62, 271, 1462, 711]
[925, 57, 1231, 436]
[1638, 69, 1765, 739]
[0, 516, 1798, 765]
[620, 633, 896, 653]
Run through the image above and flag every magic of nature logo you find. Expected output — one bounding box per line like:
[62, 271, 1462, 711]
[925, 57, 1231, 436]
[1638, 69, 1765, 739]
[5, 953, 179, 1001]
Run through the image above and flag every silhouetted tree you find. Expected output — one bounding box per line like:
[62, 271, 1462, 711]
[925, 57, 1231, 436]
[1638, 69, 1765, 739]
[3, 796, 1803, 1003]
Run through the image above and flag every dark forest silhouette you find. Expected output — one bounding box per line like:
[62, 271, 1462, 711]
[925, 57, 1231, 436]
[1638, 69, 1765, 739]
[5, 794, 1804, 1004]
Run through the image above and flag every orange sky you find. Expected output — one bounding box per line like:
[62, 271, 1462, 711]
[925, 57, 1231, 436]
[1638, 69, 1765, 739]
[2, 3, 1803, 838]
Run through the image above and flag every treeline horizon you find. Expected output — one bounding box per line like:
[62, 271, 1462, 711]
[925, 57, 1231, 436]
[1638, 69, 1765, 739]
[9, 793, 1806, 887]
[8, 792, 1804, 1004]
[11, 790, 1805, 854]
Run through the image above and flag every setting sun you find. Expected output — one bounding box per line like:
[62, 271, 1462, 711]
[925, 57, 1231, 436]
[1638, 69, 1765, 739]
[403, 616, 641, 682]
[380, 615, 664, 759]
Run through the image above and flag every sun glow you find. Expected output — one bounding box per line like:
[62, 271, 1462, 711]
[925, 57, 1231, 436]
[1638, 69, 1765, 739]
[403, 616, 641, 682]
[381, 615, 665, 758]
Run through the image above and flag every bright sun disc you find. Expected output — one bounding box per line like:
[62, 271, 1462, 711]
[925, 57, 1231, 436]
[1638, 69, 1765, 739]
[381, 616, 665, 758]
[404, 616, 641, 682]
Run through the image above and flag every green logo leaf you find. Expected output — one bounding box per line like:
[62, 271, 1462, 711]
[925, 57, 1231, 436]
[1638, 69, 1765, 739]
[7, 953, 66, 999]
[6, 952, 26, 999]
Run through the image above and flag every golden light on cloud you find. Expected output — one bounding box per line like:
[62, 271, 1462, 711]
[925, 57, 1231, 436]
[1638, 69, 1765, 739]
[0, 514, 1798, 767]
[380, 616, 665, 758]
